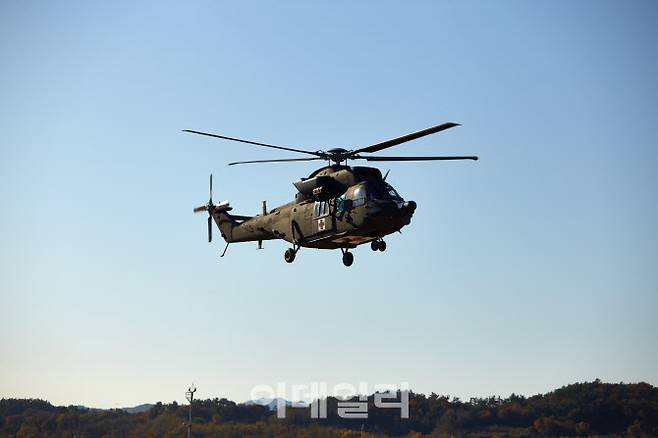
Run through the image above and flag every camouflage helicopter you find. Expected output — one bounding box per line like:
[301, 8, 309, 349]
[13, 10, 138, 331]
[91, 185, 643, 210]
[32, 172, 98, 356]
[186, 122, 477, 266]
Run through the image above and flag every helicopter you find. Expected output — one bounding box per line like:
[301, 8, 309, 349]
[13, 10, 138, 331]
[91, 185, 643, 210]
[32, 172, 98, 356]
[187, 122, 477, 266]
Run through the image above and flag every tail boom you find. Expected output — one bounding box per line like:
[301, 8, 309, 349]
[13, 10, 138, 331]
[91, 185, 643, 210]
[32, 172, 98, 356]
[212, 211, 277, 243]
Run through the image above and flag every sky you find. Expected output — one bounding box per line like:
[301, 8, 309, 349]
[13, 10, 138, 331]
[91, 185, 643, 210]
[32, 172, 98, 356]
[1, 1, 657, 408]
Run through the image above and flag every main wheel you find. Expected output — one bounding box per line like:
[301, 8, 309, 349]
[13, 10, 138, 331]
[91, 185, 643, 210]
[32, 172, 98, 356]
[378, 240, 387, 252]
[342, 251, 354, 267]
[370, 240, 380, 251]
[284, 248, 296, 263]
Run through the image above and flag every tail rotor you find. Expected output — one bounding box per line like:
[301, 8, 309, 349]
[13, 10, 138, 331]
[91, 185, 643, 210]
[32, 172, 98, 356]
[194, 174, 231, 243]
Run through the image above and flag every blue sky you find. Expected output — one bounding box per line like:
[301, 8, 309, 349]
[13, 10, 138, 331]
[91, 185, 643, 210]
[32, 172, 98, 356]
[1, 1, 657, 408]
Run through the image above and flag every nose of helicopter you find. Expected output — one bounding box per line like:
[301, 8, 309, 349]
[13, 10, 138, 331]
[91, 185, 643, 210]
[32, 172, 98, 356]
[364, 198, 417, 231]
[401, 200, 416, 225]
[403, 200, 417, 214]
[366, 199, 416, 223]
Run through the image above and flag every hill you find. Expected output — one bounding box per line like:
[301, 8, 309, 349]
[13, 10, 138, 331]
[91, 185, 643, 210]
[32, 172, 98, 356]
[1, 380, 656, 437]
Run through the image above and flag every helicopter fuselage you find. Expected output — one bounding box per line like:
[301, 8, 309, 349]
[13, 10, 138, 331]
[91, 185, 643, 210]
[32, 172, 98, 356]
[212, 165, 417, 250]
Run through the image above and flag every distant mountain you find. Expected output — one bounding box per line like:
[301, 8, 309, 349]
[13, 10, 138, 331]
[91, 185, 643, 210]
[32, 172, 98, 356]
[243, 397, 309, 411]
[121, 403, 154, 413]
[71, 403, 155, 413]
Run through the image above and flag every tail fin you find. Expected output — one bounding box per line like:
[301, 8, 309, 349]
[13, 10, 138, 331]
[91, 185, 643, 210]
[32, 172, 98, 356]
[212, 209, 240, 243]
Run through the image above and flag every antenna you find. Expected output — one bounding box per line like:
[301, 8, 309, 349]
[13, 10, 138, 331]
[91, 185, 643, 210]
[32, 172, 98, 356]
[185, 383, 197, 438]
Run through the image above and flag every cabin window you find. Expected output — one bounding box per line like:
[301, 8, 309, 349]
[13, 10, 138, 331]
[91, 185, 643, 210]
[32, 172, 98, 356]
[314, 200, 330, 218]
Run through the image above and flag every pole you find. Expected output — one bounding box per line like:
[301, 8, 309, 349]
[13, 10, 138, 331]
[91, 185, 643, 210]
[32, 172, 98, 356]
[185, 384, 196, 438]
[187, 393, 192, 438]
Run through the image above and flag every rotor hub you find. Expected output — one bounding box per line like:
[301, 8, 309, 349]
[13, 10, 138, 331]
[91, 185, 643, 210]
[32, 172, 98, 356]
[323, 148, 352, 164]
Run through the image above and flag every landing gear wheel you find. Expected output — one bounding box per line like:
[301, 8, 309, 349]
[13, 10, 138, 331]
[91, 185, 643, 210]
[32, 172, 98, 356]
[371, 239, 386, 252]
[342, 251, 354, 267]
[284, 248, 296, 263]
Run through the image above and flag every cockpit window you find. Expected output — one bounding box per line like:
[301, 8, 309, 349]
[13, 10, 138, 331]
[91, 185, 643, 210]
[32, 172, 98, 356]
[366, 182, 403, 201]
[353, 185, 366, 200]
[384, 183, 402, 200]
[351, 184, 367, 207]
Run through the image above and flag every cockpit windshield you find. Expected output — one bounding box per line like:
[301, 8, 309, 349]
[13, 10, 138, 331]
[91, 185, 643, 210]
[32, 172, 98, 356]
[366, 182, 403, 201]
[384, 183, 402, 200]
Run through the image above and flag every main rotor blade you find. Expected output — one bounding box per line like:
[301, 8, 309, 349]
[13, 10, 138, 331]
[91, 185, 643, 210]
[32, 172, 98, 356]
[362, 155, 479, 162]
[193, 206, 208, 213]
[183, 129, 322, 157]
[228, 157, 325, 166]
[353, 122, 460, 155]
[208, 216, 212, 242]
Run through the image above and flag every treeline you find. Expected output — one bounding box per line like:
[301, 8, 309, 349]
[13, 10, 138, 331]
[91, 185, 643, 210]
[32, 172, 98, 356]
[1, 380, 657, 437]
